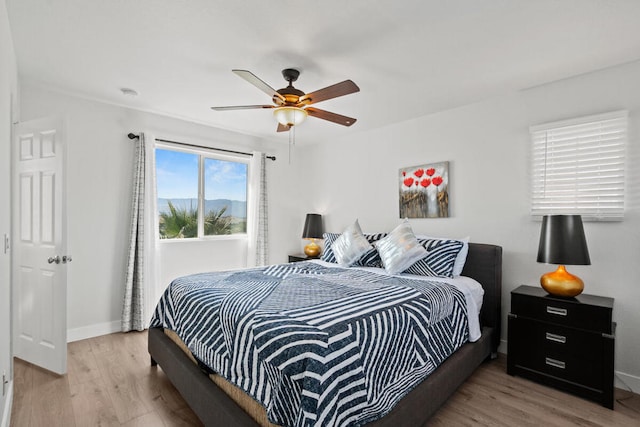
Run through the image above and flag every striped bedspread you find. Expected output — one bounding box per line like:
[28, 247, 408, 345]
[150, 261, 469, 427]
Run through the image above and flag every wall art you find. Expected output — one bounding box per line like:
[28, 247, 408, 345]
[399, 161, 449, 218]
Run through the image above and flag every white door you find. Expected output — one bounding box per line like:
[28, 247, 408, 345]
[12, 117, 67, 375]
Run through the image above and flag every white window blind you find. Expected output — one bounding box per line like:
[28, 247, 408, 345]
[530, 110, 627, 221]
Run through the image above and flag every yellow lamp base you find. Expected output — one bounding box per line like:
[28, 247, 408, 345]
[540, 265, 584, 297]
[304, 241, 321, 258]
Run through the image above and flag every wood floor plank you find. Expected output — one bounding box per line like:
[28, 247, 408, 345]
[10, 331, 640, 427]
[27, 364, 76, 427]
[468, 362, 638, 426]
[67, 338, 101, 386]
[616, 388, 640, 419]
[69, 379, 120, 426]
[98, 367, 153, 424]
[11, 358, 33, 427]
[120, 411, 166, 427]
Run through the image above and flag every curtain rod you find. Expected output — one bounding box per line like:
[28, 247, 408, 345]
[127, 133, 276, 161]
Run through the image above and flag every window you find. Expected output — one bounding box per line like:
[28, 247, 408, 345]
[530, 110, 627, 221]
[156, 145, 248, 239]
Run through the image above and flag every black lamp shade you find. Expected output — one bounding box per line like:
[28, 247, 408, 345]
[537, 215, 590, 265]
[302, 214, 323, 239]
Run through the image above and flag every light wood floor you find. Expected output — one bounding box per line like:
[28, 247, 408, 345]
[10, 331, 640, 427]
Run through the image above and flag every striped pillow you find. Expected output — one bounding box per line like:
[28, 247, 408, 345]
[321, 232, 387, 267]
[353, 233, 387, 268]
[320, 233, 341, 263]
[403, 238, 464, 278]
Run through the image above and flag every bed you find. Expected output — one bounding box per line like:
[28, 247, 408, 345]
[148, 242, 502, 427]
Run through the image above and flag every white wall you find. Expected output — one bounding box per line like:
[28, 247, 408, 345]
[0, 0, 17, 424]
[288, 60, 640, 392]
[19, 83, 293, 340]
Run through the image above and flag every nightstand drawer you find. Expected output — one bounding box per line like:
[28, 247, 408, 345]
[511, 292, 612, 333]
[517, 350, 604, 390]
[508, 317, 607, 389]
[518, 317, 603, 360]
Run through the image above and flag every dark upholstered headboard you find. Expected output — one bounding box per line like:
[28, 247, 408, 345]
[461, 243, 502, 353]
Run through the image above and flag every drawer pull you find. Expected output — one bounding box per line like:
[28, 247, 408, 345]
[546, 306, 567, 316]
[545, 332, 567, 344]
[545, 357, 566, 369]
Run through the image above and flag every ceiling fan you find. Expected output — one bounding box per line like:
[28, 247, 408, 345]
[211, 69, 360, 132]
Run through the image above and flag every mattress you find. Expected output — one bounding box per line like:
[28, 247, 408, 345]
[164, 328, 278, 427]
[150, 261, 479, 427]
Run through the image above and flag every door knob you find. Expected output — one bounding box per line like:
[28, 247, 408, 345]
[62, 255, 72, 263]
[47, 256, 60, 264]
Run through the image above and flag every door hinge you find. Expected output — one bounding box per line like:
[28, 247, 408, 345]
[2, 371, 7, 396]
[3, 234, 8, 254]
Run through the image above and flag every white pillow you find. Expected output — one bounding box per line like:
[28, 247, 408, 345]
[417, 235, 469, 276]
[332, 220, 372, 266]
[376, 220, 427, 275]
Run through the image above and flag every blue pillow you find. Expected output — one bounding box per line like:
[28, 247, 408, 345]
[403, 238, 464, 278]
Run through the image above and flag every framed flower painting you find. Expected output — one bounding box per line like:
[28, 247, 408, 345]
[399, 161, 449, 218]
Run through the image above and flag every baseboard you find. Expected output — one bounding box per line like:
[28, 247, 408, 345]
[1, 381, 13, 427]
[498, 338, 507, 355]
[615, 370, 640, 394]
[67, 320, 121, 342]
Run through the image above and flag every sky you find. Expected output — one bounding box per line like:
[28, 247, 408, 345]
[155, 148, 247, 201]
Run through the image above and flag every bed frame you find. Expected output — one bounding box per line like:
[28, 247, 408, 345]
[148, 243, 502, 426]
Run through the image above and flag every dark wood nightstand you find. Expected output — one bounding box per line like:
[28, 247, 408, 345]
[507, 285, 615, 408]
[288, 254, 317, 263]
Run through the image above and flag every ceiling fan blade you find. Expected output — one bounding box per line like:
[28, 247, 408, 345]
[277, 123, 290, 132]
[298, 80, 360, 106]
[306, 107, 357, 127]
[232, 69, 286, 104]
[211, 105, 275, 111]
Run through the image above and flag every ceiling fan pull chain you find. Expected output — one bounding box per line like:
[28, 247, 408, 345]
[288, 127, 292, 164]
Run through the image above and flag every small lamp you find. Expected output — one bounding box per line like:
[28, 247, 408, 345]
[537, 215, 591, 297]
[302, 213, 323, 258]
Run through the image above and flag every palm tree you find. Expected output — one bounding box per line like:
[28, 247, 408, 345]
[204, 206, 232, 235]
[159, 201, 197, 238]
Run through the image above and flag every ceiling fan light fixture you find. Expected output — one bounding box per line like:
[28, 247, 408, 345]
[273, 106, 308, 127]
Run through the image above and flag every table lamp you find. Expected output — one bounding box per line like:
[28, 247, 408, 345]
[302, 213, 323, 258]
[537, 214, 591, 297]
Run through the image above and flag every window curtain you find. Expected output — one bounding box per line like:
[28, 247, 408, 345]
[122, 133, 159, 332]
[247, 151, 268, 267]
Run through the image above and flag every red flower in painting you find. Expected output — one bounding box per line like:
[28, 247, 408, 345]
[432, 176, 443, 186]
[403, 177, 414, 187]
[420, 178, 430, 187]
[426, 168, 436, 176]
[402, 171, 406, 176]
[414, 169, 424, 178]
[415, 181, 419, 186]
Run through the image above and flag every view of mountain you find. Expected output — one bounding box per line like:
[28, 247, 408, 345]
[158, 198, 247, 218]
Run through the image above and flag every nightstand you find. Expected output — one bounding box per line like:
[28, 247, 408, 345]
[288, 254, 316, 263]
[507, 285, 614, 409]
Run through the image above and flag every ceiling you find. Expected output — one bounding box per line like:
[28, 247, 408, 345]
[7, 0, 640, 145]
